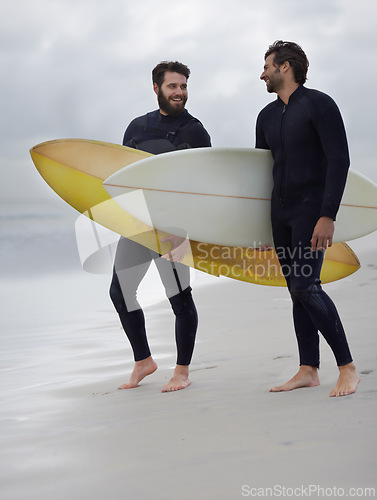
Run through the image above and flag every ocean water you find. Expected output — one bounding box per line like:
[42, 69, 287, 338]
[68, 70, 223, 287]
[0, 202, 81, 277]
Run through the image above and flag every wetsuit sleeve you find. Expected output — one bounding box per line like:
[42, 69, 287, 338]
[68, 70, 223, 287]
[122, 116, 146, 146]
[313, 98, 350, 220]
[255, 112, 270, 150]
[178, 120, 211, 148]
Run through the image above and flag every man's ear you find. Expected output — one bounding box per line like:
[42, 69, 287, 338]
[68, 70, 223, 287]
[153, 82, 159, 95]
[281, 61, 290, 74]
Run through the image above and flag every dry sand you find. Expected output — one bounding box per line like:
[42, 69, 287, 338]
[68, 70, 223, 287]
[1, 207, 377, 499]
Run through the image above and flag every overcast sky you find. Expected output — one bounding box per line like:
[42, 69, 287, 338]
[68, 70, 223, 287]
[1, 0, 376, 203]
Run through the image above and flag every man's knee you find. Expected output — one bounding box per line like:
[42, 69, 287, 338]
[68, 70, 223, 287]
[109, 278, 126, 314]
[290, 282, 327, 312]
[169, 287, 194, 315]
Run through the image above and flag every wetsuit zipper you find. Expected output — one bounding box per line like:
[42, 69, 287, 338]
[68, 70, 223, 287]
[279, 104, 287, 207]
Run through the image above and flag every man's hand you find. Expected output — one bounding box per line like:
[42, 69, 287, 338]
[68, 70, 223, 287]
[161, 235, 190, 262]
[258, 244, 272, 251]
[311, 216, 335, 251]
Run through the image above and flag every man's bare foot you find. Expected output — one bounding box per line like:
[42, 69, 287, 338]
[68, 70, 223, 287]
[161, 365, 191, 393]
[329, 362, 360, 397]
[270, 365, 320, 392]
[118, 356, 158, 389]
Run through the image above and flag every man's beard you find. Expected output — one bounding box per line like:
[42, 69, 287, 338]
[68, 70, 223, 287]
[158, 89, 187, 116]
[267, 68, 282, 94]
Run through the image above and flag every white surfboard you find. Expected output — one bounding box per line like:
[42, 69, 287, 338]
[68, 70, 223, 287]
[103, 147, 377, 247]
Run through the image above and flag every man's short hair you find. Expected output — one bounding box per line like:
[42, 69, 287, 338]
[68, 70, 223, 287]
[265, 40, 309, 84]
[152, 61, 190, 88]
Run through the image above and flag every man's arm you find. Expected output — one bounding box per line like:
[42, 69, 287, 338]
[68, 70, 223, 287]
[314, 95, 350, 221]
[311, 94, 350, 250]
[177, 119, 211, 149]
[122, 115, 147, 146]
[255, 110, 270, 150]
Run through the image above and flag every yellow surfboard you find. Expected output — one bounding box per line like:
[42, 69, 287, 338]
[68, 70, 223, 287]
[30, 139, 360, 286]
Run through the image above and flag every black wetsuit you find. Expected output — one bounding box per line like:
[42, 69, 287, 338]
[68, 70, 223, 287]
[123, 109, 211, 154]
[256, 84, 353, 367]
[110, 109, 211, 365]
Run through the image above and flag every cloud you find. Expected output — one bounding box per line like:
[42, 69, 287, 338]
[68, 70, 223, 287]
[1, 0, 377, 202]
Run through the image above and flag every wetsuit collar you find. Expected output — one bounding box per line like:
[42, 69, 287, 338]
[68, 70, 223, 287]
[277, 84, 304, 106]
[158, 109, 188, 122]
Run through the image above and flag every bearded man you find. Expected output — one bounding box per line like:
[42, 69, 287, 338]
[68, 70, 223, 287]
[110, 61, 211, 393]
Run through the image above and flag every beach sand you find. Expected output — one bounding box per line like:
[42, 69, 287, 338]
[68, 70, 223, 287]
[1, 205, 377, 499]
